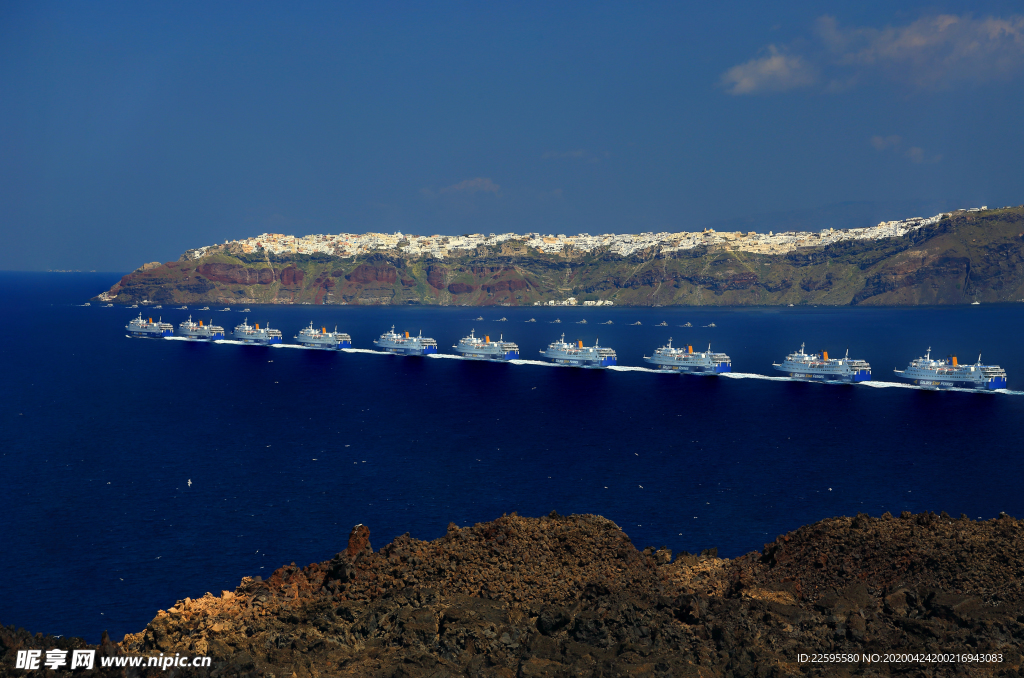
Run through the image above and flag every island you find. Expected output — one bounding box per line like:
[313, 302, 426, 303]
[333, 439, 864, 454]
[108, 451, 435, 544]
[94, 206, 1024, 307]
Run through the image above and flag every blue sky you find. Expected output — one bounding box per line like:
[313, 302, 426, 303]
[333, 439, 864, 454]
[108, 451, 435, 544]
[2, 1, 1023, 270]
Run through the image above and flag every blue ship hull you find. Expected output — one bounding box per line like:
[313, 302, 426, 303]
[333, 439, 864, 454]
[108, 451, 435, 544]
[456, 350, 520, 361]
[912, 377, 1006, 390]
[381, 346, 435, 356]
[128, 330, 172, 338]
[786, 372, 869, 383]
[239, 338, 282, 345]
[546, 357, 612, 368]
[298, 339, 351, 349]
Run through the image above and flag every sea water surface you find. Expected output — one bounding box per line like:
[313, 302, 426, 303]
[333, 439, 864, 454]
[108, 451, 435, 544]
[2, 272, 1024, 642]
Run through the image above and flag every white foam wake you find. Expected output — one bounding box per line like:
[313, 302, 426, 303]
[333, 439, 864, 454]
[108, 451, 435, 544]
[508, 359, 558, 368]
[860, 380, 919, 390]
[608, 365, 663, 373]
[341, 348, 386, 355]
[721, 372, 795, 382]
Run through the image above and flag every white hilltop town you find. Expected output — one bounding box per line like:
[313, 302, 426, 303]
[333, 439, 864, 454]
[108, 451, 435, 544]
[185, 206, 995, 262]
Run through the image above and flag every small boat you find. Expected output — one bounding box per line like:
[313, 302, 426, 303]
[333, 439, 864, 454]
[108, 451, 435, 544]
[630, 321, 641, 326]
[199, 306, 210, 311]
[475, 316, 484, 321]
[601, 320, 613, 325]
[220, 307, 231, 311]
[497, 317, 507, 322]
[788, 304, 794, 307]
[104, 303, 113, 308]
[130, 304, 139, 308]
[681, 322, 692, 327]
[81, 302, 91, 307]
[153, 305, 162, 309]
[526, 318, 536, 322]
[971, 301, 980, 305]
[242, 308, 251, 312]
[577, 319, 587, 324]
[704, 322, 717, 328]
[656, 321, 667, 326]
[551, 318, 561, 324]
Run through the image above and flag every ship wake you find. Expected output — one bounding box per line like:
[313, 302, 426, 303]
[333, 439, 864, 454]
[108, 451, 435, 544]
[721, 372, 795, 382]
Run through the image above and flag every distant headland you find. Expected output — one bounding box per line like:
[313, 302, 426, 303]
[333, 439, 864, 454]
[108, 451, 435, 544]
[93, 205, 1024, 307]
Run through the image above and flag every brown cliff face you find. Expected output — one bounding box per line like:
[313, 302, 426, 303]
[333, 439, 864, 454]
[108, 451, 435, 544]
[346, 264, 398, 285]
[196, 263, 275, 285]
[92, 208, 1024, 306]
[6, 511, 1023, 677]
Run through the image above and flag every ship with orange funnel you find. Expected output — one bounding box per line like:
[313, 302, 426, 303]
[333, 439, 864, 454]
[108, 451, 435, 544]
[894, 348, 1006, 390]
[295, 321, 351, 349]
[453, 329, 519, 360]
[373, 326, 438, 355]
[125, 312, 174, 338]
[178, 315, 225, 340]
[539, 333, 616, 368]
[231, 318, 283, 344]
[644, 339, 730, 375]
[773, 343, 870, 383]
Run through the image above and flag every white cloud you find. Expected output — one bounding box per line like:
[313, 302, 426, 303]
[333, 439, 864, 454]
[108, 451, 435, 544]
[438, 177, 501, 195]
[870, 134, 902, 150]
[905, 146, 942, 164]
[541, 149, 607, 164]
[721, 46, 818, 94]
[542, 150, 587, 159]
[723, 13, 1024, 95]
[869, 135, 941, 163]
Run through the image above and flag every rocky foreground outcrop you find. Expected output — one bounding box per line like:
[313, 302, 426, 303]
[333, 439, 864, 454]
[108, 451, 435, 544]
[4, 511, 1024, 677]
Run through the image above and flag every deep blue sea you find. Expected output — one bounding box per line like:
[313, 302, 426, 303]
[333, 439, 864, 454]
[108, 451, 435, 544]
[3, 272, 1024, 643]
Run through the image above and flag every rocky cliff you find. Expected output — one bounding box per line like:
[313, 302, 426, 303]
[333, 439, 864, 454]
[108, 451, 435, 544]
[4, 510, 1024, 677]
[94, 207, 1024, 307]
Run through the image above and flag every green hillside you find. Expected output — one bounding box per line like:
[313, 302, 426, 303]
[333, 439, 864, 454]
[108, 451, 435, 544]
[96, 207, 1024, 306]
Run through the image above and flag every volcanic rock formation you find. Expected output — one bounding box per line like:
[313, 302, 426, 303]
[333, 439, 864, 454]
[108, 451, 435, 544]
[3, 511, 1024, 677]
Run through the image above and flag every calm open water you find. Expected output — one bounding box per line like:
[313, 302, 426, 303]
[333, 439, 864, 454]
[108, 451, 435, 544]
[2, 272, 1024, 642]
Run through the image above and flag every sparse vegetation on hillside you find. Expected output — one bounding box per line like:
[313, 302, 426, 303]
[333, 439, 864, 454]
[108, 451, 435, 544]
[96, 208, 1024, 306]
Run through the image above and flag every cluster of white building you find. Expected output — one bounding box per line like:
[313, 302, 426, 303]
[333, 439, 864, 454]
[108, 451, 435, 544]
[190, 207, 991, 261]
[532, 297, 615, 306]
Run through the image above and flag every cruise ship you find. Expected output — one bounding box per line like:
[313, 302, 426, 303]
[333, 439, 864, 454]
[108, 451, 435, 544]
[178, 315, 225, 340]
[894, 348, 1007, 390]
[232, 319, 283, 345]
[453, 330, 520, 361]
[539, 334, 616, 368]
[125, 313, 173, 338]
[643, 339, 731, 375]
[373, 326, 438, 355]
[773, 344, 871, 383]
[295, 322, 352, 349]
